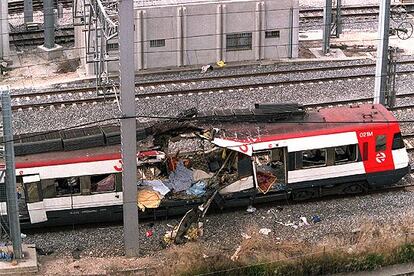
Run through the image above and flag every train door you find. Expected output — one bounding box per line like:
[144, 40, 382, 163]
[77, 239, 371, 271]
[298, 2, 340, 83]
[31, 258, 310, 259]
[252, 147, 287, 193]
[22, 175, 47, 223]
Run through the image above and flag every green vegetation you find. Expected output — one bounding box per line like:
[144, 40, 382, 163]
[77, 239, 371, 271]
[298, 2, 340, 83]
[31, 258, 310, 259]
[173, 242, 414, 276]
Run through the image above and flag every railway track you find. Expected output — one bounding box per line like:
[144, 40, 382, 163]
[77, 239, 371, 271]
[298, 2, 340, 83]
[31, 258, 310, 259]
[9, 60, 414, 110]
[10, 26, 74, 46]
[300, 3, 414, 20]
[8, 0, 72, 13]
[9, 3, 414, 46]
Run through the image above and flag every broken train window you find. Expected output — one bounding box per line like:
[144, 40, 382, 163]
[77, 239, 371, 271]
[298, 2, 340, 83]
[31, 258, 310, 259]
[334, 144, 358, 164]
[302, 149, 326, 168]
[253, 149, 286, 193]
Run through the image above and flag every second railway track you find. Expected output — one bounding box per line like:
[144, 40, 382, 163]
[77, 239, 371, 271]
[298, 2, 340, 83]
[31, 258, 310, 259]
[9, 60, 414, 110]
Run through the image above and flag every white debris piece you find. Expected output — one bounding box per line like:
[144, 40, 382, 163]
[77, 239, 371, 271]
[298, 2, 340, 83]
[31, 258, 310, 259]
[259, 228, 272, 235]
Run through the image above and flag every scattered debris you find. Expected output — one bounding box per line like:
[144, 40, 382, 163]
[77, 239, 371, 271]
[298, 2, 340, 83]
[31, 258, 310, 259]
[231, 245, 242, 261]
[246, 205, 256, 213]
[259, 228, 272, 235]
[241, 233, 251, 239]
[299, 216, 310, 226]
[216, 60, 226, 68]
[311, 215, 322, 223]
[36, 247, 54, 256]
[0, 250, 13, 261]
[137, 189, 162, 211]
[192, 169, 213, 182]
[201, 64, 213, 73]
[276, 221, 299, 229]
[186, 181, 207, 197]
[140, 180, 170, 196]
[71, 247, 83, 260]
[163, 160, 194, 192]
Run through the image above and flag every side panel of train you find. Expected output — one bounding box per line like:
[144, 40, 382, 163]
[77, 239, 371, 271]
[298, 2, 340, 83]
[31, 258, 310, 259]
[215, 124, 409, 198]
[0, 127, 409, 228]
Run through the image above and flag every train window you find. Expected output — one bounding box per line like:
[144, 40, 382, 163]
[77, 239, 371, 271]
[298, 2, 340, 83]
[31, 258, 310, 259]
[80, 176, 91, 195]
[238, 153, 253, 178]
[253, 149, 286, 185]
[91, 174, 115, 193]
[302, 149, 326, 168]
[376, 135, 387, 152]
[295, 152, 303, 169]
[41, 179, 56, 199]
[26, 182, 40, 203]
[392, 132, 405, 150]
[334, 145, 358, 164]
[56, 177, 80, 196]
[115, 173, 122, 192]
[288, 152, 295, 171]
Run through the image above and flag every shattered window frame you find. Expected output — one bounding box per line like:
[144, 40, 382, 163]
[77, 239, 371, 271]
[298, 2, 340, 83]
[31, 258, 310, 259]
[301, 149, 327, 168]
[334, 144, 358, 165]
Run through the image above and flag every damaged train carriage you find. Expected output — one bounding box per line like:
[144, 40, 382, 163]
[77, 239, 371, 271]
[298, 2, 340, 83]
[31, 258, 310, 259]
[0, 103, 409, 228]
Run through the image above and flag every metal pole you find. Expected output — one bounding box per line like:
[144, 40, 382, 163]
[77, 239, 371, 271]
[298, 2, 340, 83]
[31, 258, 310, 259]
[119, 0, 139, 257]
[335, 0, 342, 37]
[43, 0, 55, 49]
[323, 0, 333, 54]
[374, 0, 391, 105]
[24, 0, 33, 23]
[288, 8, 293, 58]
[0, 0, 10, 61]
[1, 87, 22, 259]
[387, 47, 397, 108]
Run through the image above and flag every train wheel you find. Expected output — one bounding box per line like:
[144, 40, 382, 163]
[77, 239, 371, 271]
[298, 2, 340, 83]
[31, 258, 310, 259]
[292, 190, 313, 201]
[343, 184, 363, 195]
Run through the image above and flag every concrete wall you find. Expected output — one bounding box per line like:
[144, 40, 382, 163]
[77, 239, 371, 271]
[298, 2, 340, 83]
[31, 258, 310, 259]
[80, 0, 298, 74]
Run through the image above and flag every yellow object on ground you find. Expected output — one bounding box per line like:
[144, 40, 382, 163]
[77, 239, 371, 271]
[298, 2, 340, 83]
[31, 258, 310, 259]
[216, 60, 226, 67]
[137, 189, 162, 211]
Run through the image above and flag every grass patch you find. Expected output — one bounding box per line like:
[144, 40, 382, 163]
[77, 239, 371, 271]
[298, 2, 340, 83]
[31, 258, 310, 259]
[159, 215, 414, 275]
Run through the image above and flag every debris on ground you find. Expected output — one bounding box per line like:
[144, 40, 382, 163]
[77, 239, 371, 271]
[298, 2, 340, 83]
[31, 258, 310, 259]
[241, 233, 251, 239]
[201, 64, 214, 73]
[311, 215, 322, 223]
[246, 206, 257, 213]
[299, 216, 310, 226]
[146, 230, 153, 237]
[186, 181, 207, 197]
[163, 160, 194, 192]
[231, 245, 242, 261]
[259, 228, 272, 235]
[216, 60, 226, 68]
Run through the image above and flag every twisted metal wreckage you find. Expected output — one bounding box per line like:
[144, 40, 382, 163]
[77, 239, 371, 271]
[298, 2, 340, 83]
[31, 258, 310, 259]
[136, 105, 299, 245]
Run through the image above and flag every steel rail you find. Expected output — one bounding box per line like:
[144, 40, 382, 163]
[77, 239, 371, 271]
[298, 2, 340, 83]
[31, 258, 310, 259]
[10, 59, 414, 102]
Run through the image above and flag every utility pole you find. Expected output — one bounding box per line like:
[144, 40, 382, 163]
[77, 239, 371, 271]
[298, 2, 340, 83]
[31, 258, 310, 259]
[0, 0, 10, 61]
[386, 47, 397, 108]
[374, 0, 391, 105]
[43, 0, 55, 49]
[118, 0, 139, 256]
[24, 0, 33, 23]
[322, 0, 333, 54]
[333, 0, 342, 38]
[1, 87, 22, 259]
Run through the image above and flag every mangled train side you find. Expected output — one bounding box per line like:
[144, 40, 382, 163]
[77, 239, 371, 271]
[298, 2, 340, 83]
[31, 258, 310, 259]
[0, 104, 409, 228]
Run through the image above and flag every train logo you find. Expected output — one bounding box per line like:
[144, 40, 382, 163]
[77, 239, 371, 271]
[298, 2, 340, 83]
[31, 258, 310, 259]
[376, 152, 386, 163]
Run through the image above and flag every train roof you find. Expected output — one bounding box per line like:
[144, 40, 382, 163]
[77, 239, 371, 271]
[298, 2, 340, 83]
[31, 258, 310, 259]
[5, 104, 399, 163]
[210, 104, 398, 142]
